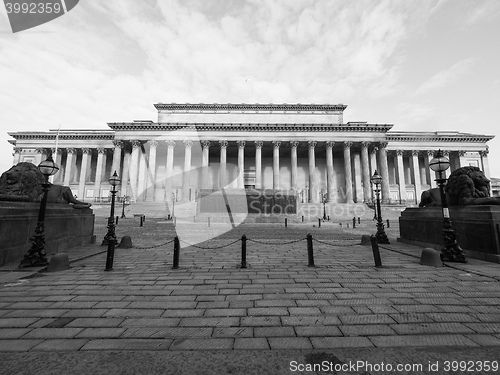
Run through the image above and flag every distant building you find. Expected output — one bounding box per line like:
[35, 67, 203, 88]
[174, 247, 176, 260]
[7, 103, 494, 207]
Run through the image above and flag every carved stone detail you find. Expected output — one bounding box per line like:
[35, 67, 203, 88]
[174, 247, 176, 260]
[131, 140, 142, 149]
[82, 148, 92, 154]
[201, 140, 211, 149]
[272, 141, 281, 149]
[290, 141, 299, 148]
[237, 140, 246, 149]
[396, 150, 405, 156]
[165, 140, 175, 148]
[411, 150, 420, 156]
[183, 140, 193, 148]
[219, 140, 228, 149]
[343, 141, 353, 149]
[361, 141, 370, 149]
[96, 148, 106, 154]
[112, 140, 124, 148]
[66, 148, 77, 154]
[254, 141, 263, 149]
[148, 140, 159, 148]
[325, 141, 335, 149]
[308, 141, 317, 149]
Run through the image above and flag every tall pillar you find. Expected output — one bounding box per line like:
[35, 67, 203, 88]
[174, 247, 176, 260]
[111, 141, 123, 178]
[255, 141, 263, 189]
[63, 148, 76, 186]
[183, 140, 193, 200]
[13, 147, 22, 164]
[219, 140, 228, 188]
[343, 141, 354, 204]
[290, 141, 299, 193]
[411, 150, 422, 205]
[396, 150, 407, 203]
[146, 140, 158, 201]
[353, 151, 363, 203]
[237, 141, 245, 188]
[480, 148, 491, 195]
[426, 150, 437, 188]
[379, 142, 390, 203]
[78, 148, 91, 199]
[369, 146, 378, 203]
[35, 147, 45, 165]
[458, 150, 468, 168]
[361, 141, 371, 203]
[51, 148, 63, 184]
[325, 141, 335, 202]
[94, 148, 105, 200]
[442, 150, 451, 179]
[121, 146, 131, 198]
[129, 140, 141, 200]
[201, 141, 211, 189]
[165, 140, 175, 196]
[272, 141, 281, 190]
[308, 141, 317, 203]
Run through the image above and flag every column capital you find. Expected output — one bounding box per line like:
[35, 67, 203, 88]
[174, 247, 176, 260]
[396, 149, 405, 156]
[13, 147, 22, 153]
[97, 148, 106, 154]
[237, 140, 246, 149]
[370, 146, 379, 154]
[480, 149, 489, 157]
[183, 140, 193, 148]
[82, 148, 92, 154]
[112, 140, 124, 148]
[325, 141, 335, 149]
[51, 148, 62, 154]
[411, 150, 420, 157]
[379, 141, 388, 149]
[219, 140, 228, 149]
[272, 141, 281, 149]
[442, 150, 450, 157]
[458, 150, 466, 157]
[66, 148, 77, 154]
[131, 140, 142, 149]
[361, 141, 370, 149]
[290, 141, 299, 148]
[343, 141, 353, 149]
[308, 141, 317, 149]
[35, 147, 45, 154]
[201, 140, 211, 149]
[254, 140, 263, 149]
[427, 150, 435, 157]
[148, 139, 159, 148]
[165, 140, 176, 148]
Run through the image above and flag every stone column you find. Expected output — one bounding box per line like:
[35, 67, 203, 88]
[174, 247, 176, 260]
[182, 140, 193, 200]
[78, 148, 91, 199]
[51, 148, 63, 184]
[290, 141, 299, 193]
[325, 141, 335, 202]
[111, 140, 123, 177]
[272, 141, 281, 190]
[237, 141, 245, 188]
[458, 150, 468, 168]
[480, 149, 491, 195]
[308, 141, 317, 203]
[35, 147, 46, 165]
[426, 150, 437, 188]
[63, 148, 76, 186]
[369, 146, 379, 203]
[121, 146, 131, 198]
[13, 147, 22, 164]
[343, 141, 354, 204]
[411, 150, 422, 205]
[219, 140, 228, 188]
[137, 148, 147, 201]
[146, 140, 158, 201]
[353, 151, 363, 203]
[255, 141, 263, 189]
[129, 140, 141, 200]
[441, 150, 451, 179]
[378, 142, 390, 203]
[396, 150, 407, 203]
[94, 148, 106, 200]
[361, 141, 371, 203]
[165, 140, 175, 196]
[201, 141, 211, 189]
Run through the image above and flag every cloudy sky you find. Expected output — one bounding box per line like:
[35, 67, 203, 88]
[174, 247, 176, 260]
[1, 0, 499, 177]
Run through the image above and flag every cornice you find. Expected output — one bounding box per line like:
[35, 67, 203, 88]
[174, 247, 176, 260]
[107, 122, 393, 133]
[386, 132, 494, 143]
[153, 103, 348, 113]
[8, 131, 115, 141]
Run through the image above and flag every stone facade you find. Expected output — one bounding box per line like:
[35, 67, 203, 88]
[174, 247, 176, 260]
[7, 103, 494, 206]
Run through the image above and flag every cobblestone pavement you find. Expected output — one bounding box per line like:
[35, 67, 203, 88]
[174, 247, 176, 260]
[1, 219, 499, 374]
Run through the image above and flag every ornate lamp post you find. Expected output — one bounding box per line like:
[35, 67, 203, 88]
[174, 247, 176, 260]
[429, 150, 466, 263]
[370, 170, 390, 244]
[103, 171, 121, 271]
[172, 192, 176, 218]
[121, 195, 126, 219]
[320, 190, 327, 220]
[19, 156, 59, 268]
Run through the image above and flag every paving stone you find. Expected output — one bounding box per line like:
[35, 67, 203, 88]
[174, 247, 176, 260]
[339, 325, 396, 336]
[295, 326, 342, 337]
[204, 308, 246, 317]
[254, 327, 295, 337]
[119, 318, 180, 327]
[31, 339, 89, 351]
[393, 304, 443, 313]
[389, 313, 434, 323]
[161, 309, 205, 318]
[390, 322, 475, 335]
[121, 327, 212, 338]
[81, 339, 173, 351]
[67, 318, 125, 328]
[22, 328, 84, 339]
[103, 309, 165, 318]
[464, 323, 500, 334]
[254, 300, 296, 307]
[465, 334, 500, 346]
[0, 328, 31, 339]
[213, 327, 253, 337]
[281, 316, 342, 326]
[319, 306, 355, 315]
[170, 338, 233, 350]
[0, 318, 39, 328]
[62, 309, 109, 318]
[234, 338, 269, 349]
[3, 309, 68, 318]
[247, 307, 289, 316]
[240, 317, 281, 326]
[340, 314, 396, 325]
[426, 313, 479, 322]
[268, 337, 312, 349]
[310, 336, 373, 348]
[179, 317, 239, 327]
[472, 314, 500, 322]
[0, 339, 42, 352]
[369, 334, 480, 347]
[75, 328, 125, 338]
[288, 307, 321, 315]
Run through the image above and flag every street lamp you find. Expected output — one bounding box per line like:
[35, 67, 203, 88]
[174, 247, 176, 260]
[19, 156, 59, 268]
[320, 190, 327, 220]
[121, 195, 126, 219]
[429, 150, 466, 263]
[370, 170, 390, 244]
[172, 192, 176, 218]
[103, 171, 121, 271]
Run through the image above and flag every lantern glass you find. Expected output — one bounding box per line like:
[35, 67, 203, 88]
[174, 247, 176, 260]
[429, 150, 450, 172]
[370, 170, 383, 186]
[109, 171, 121, 187]
[38, 156, 59, 177]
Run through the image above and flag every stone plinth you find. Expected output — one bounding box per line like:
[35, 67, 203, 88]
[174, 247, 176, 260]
[399, 206, 500, 263]
[0, 202, 95, 266]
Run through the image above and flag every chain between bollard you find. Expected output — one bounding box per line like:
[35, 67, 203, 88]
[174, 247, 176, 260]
[247, 238, 306, 245]
[311, 238, 359, 247]
[179, 238, 241, 250]
[133, 239, 176, 249]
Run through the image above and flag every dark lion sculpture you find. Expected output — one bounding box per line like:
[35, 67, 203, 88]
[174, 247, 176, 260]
[419, 166, 500, 207]
[0, 162, 91, 208]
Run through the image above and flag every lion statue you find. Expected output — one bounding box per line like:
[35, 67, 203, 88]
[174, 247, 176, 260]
[419, 166, 500, 207]
[0, 162, 91, 208]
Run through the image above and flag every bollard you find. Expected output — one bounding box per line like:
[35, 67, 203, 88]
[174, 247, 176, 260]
[327, 215, 330, 221]
[208, 217, 211, 227]
[302, 216, 304, 223]
[386, 219, 390, 228]
[347, 223, 349, 228]
[140, 215, 144, 227]
[353, 217, 356, 229]
[339, 223, 342, 228]
[167, 214, 171, 220]
[370, 235, 383, 267]
[306, 233, 315, 267]
[172, 236, 180, 269]
[318, 218, 321, 228]
[115, 216, 119, 225]
[241, 234, 247, 269]
[358, 217, 360, 224]
[285, 218, 288, 228]
[143, 214, 146, 223]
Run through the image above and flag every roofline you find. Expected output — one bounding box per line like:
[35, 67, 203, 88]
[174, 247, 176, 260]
[154, 103, 348, 112]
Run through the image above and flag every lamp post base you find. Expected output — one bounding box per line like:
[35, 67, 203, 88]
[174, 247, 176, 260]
[440, 228, 466, 263]
[375, 222, 390, 244]
[19, 234, 48, 268]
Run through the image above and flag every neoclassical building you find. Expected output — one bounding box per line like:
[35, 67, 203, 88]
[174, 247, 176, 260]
[7, 103, 494, 208]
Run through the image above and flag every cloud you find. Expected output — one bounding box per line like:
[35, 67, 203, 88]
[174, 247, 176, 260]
[414, 58, 476, 96]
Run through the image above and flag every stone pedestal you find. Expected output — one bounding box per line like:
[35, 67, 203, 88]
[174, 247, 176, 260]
[399, 206, 500, 263]
[0, 202, 95, 266]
